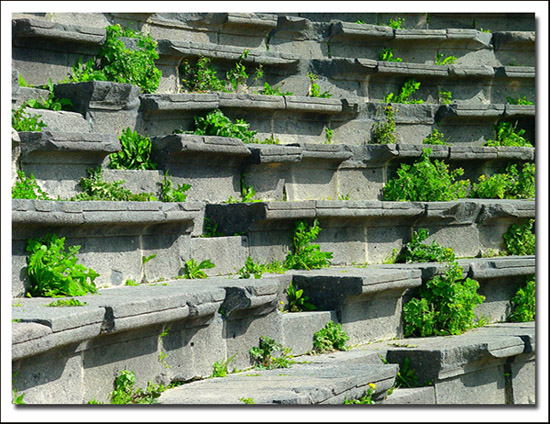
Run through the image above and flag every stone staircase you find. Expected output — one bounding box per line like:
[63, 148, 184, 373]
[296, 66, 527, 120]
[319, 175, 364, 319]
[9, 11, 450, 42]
[10, 11, 537, 406]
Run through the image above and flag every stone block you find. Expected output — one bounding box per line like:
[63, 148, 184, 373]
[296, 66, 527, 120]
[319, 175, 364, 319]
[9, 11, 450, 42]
[190, 236, 249, 276]
[381, 386, 436, 404]
[282, 311, 339, 355]
[510, 353, 535, 404]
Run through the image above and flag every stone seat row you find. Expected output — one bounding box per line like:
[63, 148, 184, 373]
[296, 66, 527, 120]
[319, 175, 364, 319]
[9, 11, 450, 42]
[11, 197, 535, 292]
[14, 130, 535, 203]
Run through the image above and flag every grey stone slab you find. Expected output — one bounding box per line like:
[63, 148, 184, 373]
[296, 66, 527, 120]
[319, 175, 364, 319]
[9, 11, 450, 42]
[12, 18, 105, 44]
[12, 321, 52, 344]
[448, 64, 495, 77]
[19, 130, 120, 156]
[159, 360, 397, 404]
[190, 236, 249, 276]
[469, 256, 535, 279]
[330, 22, 394, 40]
[246, 144, 303, 164]
[499, 66, 535, 79]
[381, 386, 436, 404]
[12, 86, 50, 108]
[27, 109, 91, 133]
[282, 311, 339, 355]
[377, 61, 449, 77]
[510, 353, 535, 404]
[477, 199, 535, 223]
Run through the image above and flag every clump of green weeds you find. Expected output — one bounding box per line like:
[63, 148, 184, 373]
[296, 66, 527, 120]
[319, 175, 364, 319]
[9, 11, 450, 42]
[470, 163, 535, 199]
[423, 128, 449, 145]
[403, 261, 485, 337]
[249, 336, 295, 370]
[307, 73, 332, 98]
[313, 321, 349, 353]
[506, 96, 533, 105]
[503, 220, 535, 256]
[26, 233, 99, 297]
[383, 148, 470, 201]
[12, 105, 47, 132]
[379, 47, 403, 62]
[286, 281, 316, 312]
[25, 78, 73, 112]
[187, 109, 257, 144]
[125, 279, 139, 286]
[212, 354, 236, 377]
[284, 219, 333, 270]
[396, 228, 455, 263]
[180, 55, 226, 92]
[384, 79, 424, 104]
[203, 217, 224, 237]
[438, 89, 453, 105]
[46, 298, 87, 307]
[387, 17, 405, 29]
[159, 172, 191, 202]
[67, 24, 161, 93]
[240, 397, 255, 404]
[181, 258, 215, 279]
[435, 53, 457, 65]
[258, 81, 293, 96]
[371, 104, 397, 144]
[226, 49, 262, 91]
[107, 370, 166, 404]
[325, 127, 334, 144]
[70, 167, 157, 201]
[238, 256, 285, 279]
[109, 128, 157, 170]
[12, 170, 52, 200]
[508, 275, 535, 322]
[344, 383, 376, 404]
[485, 121, 533, 147]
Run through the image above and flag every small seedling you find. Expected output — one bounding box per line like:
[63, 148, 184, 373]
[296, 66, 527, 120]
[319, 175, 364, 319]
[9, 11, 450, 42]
[506, 96, 533, 105]
[385, 79, 424, 104]
[325, 127, 334, 144]
[286, 281, 316, 312]
[240, 397, 255, 404]
[423, 128, 449, 145]
[379, 47, 403, 62]
[438, 89, 453, 105]
[435, 53, 457, 65]
[125, 279, 139, 286]
[182, 258, 215, 279]
[141, 254, 156, 284]
[344, 383, 376, 404]
[387, 17, 405, 29]
[249, 336, 295, 370]
[307, 73, 332, 98]
[212, 354, 236, 377]
[160, 172, 191, 202]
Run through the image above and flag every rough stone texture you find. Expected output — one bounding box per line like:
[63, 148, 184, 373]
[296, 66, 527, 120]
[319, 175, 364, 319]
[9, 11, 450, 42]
[54, 81, 141, 134]
[282, 311, 339, 355]
[30, 109, 91, 133]
[158, 360, 397, 404]
[290, 267, 421, 343]
[18, 131, 120, 198]
[190, 236, 249, 276]
[381, 386, 436, 404]
[510, 353, 535, 404]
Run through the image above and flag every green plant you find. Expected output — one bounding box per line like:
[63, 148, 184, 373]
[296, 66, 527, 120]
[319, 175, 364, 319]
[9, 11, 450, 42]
[307, 73, 332, 98]
[470, 163, 535, 199]
[379, 47, 403, 62]
[180, 55, 226, 92]
[249, 336, 295, 370]
[258, 135, 280, 144]
[355, 20, 366, 24]
[46, 298, 87, 307]
[438, 89, 453, 105]
[70, 167, 157, 201]
[508, 275, 535, 322]
[344, 383, 376, 404]
[485, 121, 533, 147]
[12, 170, 52, 200]
[159, 173, 191, 202]
[313, 321, 349, 353]
[240, 397, 255, 404]
[212, 354, 236, 377]
[383, 148, 470, 201]
[387, 17, 405, 29]
[12, 105, 47, 132]
[227, 175, 261, 203]
[26, 233, 99, 297]
[141, 254, 156, 284]
[397, 228, 456, 263]
[506, 96, 533, 105]
[325, 127, 334, 144]
[226, 49, 251, 91]
[286, 281, 316, 312]
[435, 53, 457, 65]
[109, 128, 157, 170]
[108, 370, 165, 404]
[423, 128, 449, 145]
[403, 261, 485, 337]
[190, 109, 257, 144]
[238, 256, 285, 279]
[203, 217, 224, 237]
[503, 220, 535, 256]
[384, 79, 424, 104]
[26, 78, 73, 111]
[371, 104, 397, 144]
[182, 258, 215, 279]
[69, 24, 161, 93]
[258, 81, 293, 96]
[338, 193, 350, 201]
[284, 219, 333, 270]
[394, 357, 418, 388]
[18, 74, 29, 87]
[125, 279, 139, 286]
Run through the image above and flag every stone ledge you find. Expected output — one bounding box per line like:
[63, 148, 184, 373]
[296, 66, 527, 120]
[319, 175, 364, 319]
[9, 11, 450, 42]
[12, 18, 105, 45]
[18, 131, 120, 155]
[158, 359, 398, 404]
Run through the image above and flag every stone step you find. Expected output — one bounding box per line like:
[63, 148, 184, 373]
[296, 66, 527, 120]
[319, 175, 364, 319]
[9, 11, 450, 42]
[380, 387, 436, 404]
[157, 349, 397, 405]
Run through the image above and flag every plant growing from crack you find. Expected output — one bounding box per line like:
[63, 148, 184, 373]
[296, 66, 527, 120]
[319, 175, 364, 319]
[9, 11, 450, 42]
[284, 219, 333, 270]
[181, 258, 215, 279]
[286, 280, 316, 312]
[249, 336, 295, 370]
[371, 104, 397, 144]
[313, 321, 349, 353]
